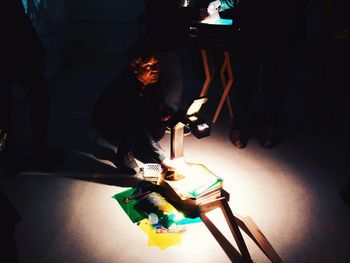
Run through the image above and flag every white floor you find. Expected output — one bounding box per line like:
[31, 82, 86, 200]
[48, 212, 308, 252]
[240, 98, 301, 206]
[1, 53, 349, 263]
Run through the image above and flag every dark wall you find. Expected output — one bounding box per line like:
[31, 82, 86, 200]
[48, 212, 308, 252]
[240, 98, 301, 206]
[22, 0, 145, 76]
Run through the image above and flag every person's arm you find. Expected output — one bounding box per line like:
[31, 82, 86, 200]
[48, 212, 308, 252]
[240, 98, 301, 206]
[207, 0, 238, 12]
[159, 103, 173, 122]
[219, 0, 239, 11]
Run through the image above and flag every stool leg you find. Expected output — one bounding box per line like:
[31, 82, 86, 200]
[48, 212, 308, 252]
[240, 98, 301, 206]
[200, 212, 244, 262]
[219, 53, 234, 119]
[213, 52, 234, 123]
[200, 49, 214, 97]
[220, 200, 252, 262]
[234, 215, 283, 263]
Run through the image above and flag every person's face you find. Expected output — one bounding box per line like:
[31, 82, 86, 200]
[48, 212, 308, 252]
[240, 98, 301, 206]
[134, 56, 160, 86]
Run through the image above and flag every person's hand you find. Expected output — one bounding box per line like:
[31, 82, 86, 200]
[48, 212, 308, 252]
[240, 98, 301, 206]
[161, 113, 171, 122]
[160, 104, 173, 122]
[207, 0, 221, 14]
[161, 158, 176, 171]
[161, 115, 171, 122]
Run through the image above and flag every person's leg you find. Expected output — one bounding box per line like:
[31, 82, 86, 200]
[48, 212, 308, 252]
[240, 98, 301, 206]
[90, 128, 138, 175]
[258, 53, 287, 148]
[17, 70, 49, 153]
[16, 70, 65, 169]
[0, 79, 13, 147]
[261, 54, 287, 124]
[229, 54, 258, 148]
[326, 38, 350, 134]
[131, 128, 167, 165]
[0, 79, 21, 175]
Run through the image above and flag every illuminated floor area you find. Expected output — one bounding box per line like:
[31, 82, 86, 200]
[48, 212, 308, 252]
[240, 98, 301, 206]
[1, 54, 350, 263]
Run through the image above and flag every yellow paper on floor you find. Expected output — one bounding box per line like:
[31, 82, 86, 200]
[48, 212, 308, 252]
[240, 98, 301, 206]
[138, 219, 184, 250]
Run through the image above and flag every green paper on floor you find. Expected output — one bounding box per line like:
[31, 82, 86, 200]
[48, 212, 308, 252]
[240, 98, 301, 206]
[113, 188, 203, 250]
[112, 188, 148, 223]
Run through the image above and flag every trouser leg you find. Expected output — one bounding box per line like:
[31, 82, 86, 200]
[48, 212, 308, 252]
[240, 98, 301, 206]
[116, 132, 137, 162]
[0, 79, 19, 164]
[17, 70, 49, 152]
[0, 79, 13, 140]
[261, 54, 287, 126]
[131, 127, 166, 164]
[230, 55, 258, 131]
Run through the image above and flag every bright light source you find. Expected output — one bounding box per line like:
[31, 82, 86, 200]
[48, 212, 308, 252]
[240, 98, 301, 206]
[186, 97, 208, 116]
[188, 116, 198, 122]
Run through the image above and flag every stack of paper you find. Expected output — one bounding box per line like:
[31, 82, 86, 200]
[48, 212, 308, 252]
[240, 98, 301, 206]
[164, 163, 223, 205]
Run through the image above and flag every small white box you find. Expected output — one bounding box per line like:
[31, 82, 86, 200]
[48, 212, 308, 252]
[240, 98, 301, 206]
[143, 163, 162, 183]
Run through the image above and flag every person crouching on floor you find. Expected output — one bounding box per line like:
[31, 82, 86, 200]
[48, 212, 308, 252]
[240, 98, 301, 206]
[91, 43, 175, 174]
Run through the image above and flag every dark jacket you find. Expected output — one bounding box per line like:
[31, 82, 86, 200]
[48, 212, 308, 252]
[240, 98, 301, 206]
[92, 68, 168, 141]
[1, 0, 46, 75]
[220, 0, 305, 54]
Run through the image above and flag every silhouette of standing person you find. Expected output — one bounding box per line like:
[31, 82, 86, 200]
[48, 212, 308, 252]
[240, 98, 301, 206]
[322, 0, 349, 134]
[0, 0, 50, 172]
[321, 0, 350, 206]
[207, 0, 305, 148]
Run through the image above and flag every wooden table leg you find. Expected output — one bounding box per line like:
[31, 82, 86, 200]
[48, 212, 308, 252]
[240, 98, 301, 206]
[200, 49, 214, 97]
[219, 52, 234, 119]
[220, 200, 252, 262]
[212, 51, 234, 123]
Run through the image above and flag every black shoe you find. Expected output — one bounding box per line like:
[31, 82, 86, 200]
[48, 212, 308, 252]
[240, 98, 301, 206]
[254, 114, 278, 148]
[229, 130, 247, 149]
[257, 125, 276, 148]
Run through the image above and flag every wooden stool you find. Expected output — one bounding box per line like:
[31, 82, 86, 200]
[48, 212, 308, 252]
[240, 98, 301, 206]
[199, 190, 283, 263]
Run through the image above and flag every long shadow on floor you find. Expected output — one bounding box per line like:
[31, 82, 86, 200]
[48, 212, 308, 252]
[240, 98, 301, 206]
[9, 148, 142, 188]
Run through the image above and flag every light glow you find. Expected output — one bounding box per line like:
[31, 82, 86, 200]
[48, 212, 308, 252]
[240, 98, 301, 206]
[200, 18, 233, 26]
[188, 116, 198, 122]
[186, 97, 207, 116]
[197, 123, 209, 131]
